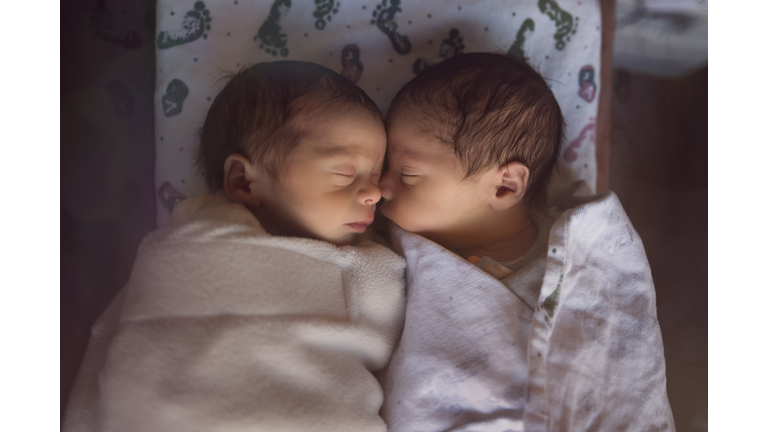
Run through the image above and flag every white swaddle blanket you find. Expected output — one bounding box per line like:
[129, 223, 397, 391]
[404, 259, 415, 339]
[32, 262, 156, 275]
[382, 182, 675, 432]
[63, 193, 406, 432]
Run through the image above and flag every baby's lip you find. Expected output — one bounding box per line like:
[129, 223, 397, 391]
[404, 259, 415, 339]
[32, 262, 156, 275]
[346, 219, 373, 233]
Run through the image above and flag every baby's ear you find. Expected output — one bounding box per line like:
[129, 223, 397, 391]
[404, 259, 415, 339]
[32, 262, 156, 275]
[222, 153, 263, 207]
[489, 161, 529, 211]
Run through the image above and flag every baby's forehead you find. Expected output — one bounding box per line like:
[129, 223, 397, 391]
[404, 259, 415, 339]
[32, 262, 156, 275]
[294, 112, 386, 161]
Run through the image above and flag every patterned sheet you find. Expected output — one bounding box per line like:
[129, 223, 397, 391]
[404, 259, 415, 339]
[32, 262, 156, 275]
[153, 0, 604, 227]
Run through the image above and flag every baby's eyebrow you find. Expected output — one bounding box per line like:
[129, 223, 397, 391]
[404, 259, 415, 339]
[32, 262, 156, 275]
[314, 144, 382, 163]
[390, 148, 431, 164]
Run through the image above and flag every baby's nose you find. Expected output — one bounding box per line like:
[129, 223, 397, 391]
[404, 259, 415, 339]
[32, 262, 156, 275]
[358, 180, 382, 205]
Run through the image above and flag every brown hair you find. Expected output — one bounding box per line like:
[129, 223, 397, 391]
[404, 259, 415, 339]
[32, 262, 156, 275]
[195, 60, 382, 191]
[388, 52, 565, 207]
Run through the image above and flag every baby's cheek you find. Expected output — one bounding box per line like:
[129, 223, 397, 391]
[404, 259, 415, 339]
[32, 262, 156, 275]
[394, 196, 427, 230]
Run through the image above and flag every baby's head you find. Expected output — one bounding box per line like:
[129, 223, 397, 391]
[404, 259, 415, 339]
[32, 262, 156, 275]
[195, 61, 386, 245]
[379, 52, 564, 249]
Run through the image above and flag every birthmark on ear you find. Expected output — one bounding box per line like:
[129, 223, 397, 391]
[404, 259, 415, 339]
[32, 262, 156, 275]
[156, 1, 211, 49]
[255, 0, 291, 57]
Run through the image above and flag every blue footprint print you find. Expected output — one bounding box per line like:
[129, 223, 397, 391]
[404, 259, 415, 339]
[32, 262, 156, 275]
[538, 0, 577, 51]
[161, 79, 189, 117]
[107, 80, 135, 117]
[313, 0, 340, 30]
[371, 0, 411, 55]
[157, 1, 212, 49]
[255, 0, 291, 57]
[90, 0, 142, 49]
[507, 18, 535, 62]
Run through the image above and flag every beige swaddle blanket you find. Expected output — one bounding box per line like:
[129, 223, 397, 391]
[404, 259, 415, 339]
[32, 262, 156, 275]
[64, 192, 407, 432]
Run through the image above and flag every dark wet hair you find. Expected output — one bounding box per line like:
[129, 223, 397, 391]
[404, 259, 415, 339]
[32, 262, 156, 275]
[195, 60, 382, 191]
[388, 52, 565, 207]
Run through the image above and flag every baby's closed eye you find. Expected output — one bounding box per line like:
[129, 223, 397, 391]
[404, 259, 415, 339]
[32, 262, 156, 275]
[332, 171, 356, 187]
[400, 172, 422, 186]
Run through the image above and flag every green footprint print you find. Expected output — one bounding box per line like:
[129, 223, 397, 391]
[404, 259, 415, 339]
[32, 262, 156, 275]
[161, 79, 189, 117]
[538, 0, 577, 51]
[412, 28, 464, 75]
[255, 0, 291, 57]
[371, 0, 411, 55]
[157, 1, 211, 49]
[90, 0, 142, 49]
[507, 18, 534, 62]
[313, 0, 339, 30]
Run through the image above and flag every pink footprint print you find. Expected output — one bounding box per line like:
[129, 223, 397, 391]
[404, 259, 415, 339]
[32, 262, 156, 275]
[563, 117, 596, 163]
[577, 65, 597, 102]
[340, 44, 363, 83]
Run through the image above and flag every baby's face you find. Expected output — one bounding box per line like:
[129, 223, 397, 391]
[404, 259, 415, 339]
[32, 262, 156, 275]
[379, 108, 491, 247]
[261, 111, 386, 245]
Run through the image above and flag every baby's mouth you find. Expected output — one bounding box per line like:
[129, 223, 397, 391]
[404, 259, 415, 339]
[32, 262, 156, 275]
[346, 220, 373, 233]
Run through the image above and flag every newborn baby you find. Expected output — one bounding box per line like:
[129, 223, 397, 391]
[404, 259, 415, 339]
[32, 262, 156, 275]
[64, 61, 406, 432]
[378, 53, 674, 431]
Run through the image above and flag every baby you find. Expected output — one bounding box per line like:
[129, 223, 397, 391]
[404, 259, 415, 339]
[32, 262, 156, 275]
[64, 61, 406, 432]
[380, 52, 563, 300]
[378, 53, 674, 431]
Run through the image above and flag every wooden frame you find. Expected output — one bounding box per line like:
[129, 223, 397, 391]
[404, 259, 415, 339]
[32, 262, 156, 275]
[596, 0, 616, 193]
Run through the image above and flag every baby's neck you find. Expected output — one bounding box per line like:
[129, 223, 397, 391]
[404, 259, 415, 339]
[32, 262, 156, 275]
[454, 206, 538, 263]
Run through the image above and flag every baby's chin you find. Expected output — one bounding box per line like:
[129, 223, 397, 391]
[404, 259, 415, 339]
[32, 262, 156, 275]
[319, 231, 356, 246]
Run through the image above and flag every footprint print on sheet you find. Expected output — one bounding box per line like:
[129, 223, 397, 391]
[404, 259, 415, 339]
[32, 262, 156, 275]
[340, 44, 363, 83]
[161, 79, 189, 117]
[256, 0, 291, 57]
[577, 65, 597, 103]
[371, 0, 411, 55]
[538, 0, 577, 51]
[106, 80, 135, 117]
[413, 28, 464, 75]
[563, 117, 596, 163]
[90, 0, 142, 49]
[507, 18, 535, 62]
[158, 182, 187, 214]
[313, 0, 340, 30]
[157, 1, 211, 49]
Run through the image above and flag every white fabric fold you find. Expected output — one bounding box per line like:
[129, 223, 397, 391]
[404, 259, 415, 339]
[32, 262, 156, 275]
[381, 183, 675, 432]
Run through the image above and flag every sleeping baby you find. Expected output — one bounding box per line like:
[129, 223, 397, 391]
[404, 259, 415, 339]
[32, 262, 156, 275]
[378, 53, 675, 431]
[64, 61, 406, 432]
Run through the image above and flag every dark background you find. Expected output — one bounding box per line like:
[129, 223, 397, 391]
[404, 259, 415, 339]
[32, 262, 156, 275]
[61, 0, 707, 429]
